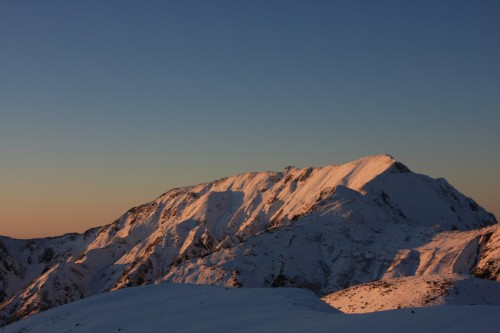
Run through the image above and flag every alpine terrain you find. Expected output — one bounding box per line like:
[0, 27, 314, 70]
[0, 154, 498, 327]
[3, 283, 499, 333]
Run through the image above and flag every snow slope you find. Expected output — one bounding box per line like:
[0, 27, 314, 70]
[1, 283, 499, 333]
[0, 154, 498, 325]
[322, 274, 500, 313]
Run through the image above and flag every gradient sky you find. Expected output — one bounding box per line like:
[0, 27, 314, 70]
[1, 0, 499, 239]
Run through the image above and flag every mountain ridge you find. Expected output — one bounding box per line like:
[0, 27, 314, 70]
[0, 154, 497, 325]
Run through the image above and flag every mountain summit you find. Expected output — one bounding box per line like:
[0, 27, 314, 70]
[0, 154, 497, 325]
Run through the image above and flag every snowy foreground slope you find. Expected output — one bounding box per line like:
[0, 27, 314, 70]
[322, 274, 500, 313]
[0, 154, 498, 325]
[2, 283, 499, 333]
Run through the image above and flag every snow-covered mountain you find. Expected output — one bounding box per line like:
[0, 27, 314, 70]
[0, 154, 498, 326]
[3, 282, 499, 333]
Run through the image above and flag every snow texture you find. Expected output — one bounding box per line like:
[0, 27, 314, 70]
[1, 283, 499, 333]
[0, 154, 498, 326]
[322, 274, 500, 313]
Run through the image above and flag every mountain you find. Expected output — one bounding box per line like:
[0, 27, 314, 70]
[2, 282, 499, 333]
[0, 154, 498, 326]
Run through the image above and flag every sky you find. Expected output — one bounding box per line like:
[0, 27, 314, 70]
[1, 0, 499, 239]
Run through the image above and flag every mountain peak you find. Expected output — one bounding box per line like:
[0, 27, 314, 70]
[345, 153, 397, 170]
[304, 154, 400, 193]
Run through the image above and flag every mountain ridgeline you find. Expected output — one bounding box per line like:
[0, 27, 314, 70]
[0, 154, 498, 325]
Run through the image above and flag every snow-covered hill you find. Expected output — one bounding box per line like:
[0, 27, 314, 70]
[0, 154, 498, 326]
[322, 274, 500, 313]
[2, 283, 499, 333]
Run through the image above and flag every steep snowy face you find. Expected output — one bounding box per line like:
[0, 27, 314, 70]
[76, 154, 494, 290]
[0, 154, 497, 325]
[0, 231, 96, 301]
[123, 154, 491, 239]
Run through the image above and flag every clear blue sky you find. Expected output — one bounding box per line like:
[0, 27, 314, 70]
[1, 0, 499, 238]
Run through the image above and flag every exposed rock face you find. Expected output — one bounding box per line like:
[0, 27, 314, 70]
[0, 154, 497, 324]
